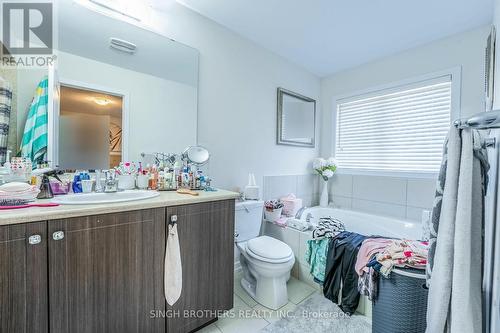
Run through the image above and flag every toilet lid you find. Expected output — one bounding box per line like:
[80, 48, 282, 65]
[246, 236, 293, 261]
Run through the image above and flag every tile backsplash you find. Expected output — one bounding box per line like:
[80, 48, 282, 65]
[330, 174, 436, 222]
[263, 174, 320, 207]
[262, 173, 436, 222]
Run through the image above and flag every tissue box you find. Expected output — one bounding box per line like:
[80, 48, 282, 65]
[280, 194, 303, 217]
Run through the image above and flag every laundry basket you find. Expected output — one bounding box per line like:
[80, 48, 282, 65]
[372, 268, 428, 333]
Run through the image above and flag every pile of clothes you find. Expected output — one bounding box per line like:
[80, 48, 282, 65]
[304, 217, 345, 283]
[357, 238, 428, 301]
[305, 218, 429, 315]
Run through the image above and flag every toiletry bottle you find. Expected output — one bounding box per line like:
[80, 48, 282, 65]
[173, 161, 180, 189]
[72, 173, 82, 193]
[196, 171, 202, 189]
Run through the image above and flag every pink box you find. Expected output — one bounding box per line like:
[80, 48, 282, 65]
[280, 194, 303, 217]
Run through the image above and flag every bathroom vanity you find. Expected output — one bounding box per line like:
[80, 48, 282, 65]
[0, 190, 237, 333]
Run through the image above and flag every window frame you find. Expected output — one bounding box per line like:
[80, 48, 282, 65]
[331, 67, 462, 179]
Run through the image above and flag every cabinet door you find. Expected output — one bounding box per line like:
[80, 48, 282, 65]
[0, 222, 48, 333]
[166, 200, 235, 333]
[48, 209, 165, 333]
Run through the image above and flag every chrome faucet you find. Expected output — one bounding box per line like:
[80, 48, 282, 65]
[295, 206, 308, 219]
[94, 169, 104, 193]
[104, 170, 118, 193]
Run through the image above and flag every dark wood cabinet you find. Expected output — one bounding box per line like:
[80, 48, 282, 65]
[0, 199, 235, 333]
[0, 222, 48, 333]
[48, 209, 166, 333]
[166, 200, 235, 333]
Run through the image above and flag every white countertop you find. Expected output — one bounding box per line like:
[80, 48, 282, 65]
[0, 189, 239, 225]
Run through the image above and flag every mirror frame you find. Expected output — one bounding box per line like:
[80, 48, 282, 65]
[276, 87, 316, 148]
[182, 145, 210, 166]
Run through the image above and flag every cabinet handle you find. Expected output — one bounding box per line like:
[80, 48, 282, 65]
[52, 231, 65, 241]
[28, 234, 42, 245]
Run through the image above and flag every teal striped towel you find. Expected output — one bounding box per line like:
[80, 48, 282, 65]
[21, 77, 49, 165]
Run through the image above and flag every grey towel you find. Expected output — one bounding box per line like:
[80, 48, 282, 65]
[426, 126, 489, 333]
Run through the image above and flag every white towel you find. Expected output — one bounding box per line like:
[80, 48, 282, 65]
[165, 224, 182, 306]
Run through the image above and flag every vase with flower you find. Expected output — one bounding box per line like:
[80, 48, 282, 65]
[312, 157, 337, 207]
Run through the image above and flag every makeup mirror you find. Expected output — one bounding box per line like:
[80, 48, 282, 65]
[182, 146, 210, 166]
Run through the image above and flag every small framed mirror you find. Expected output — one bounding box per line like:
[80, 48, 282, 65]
[277, 88, 316, 147]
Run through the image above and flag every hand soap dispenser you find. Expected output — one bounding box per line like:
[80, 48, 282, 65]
[244, 173, 260, 200]
[37, 169, 62, 199]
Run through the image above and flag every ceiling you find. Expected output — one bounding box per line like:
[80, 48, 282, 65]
[60, 86, 123, 120]
[157, 0, 494, 77]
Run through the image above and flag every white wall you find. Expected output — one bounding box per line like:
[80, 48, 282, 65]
[147, 4, 321, 192]
[57, 51, 197, 161]
[320, 25, 489, 157]
[318, 26, 489, 221]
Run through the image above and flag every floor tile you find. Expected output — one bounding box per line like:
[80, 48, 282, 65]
[216, 317, 269, 333]
[233, 274, 258, 308]
[216, 294, 269, 333]
[229, 294, 254, 313]
[287, 277, 316, 304]
[252, 302, 297, 324]
[197, 322, 223, 333]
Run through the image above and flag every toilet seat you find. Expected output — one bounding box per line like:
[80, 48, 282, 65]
[246, 236, 294, 264]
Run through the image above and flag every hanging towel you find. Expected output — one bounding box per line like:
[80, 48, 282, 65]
[0, 77, 12, 164]
[165, 223, 182, 306]
[426, 126, 489, 333]
[305, 238, 330, 283]
[20, 77, 49, 165]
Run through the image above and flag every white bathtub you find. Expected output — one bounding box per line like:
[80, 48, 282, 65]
[264, 207, 423, 317]
[296, 207, 422, 240]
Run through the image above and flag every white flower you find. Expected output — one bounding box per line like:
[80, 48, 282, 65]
[323, 169, 334, 178]
[312, 158, 326, 170]
[326, 157, 337, 167]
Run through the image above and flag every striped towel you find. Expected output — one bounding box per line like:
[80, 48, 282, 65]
[0, 77, 12, 164]
[20, 77, 49, 165]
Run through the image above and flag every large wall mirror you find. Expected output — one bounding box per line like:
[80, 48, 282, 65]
[277, 88, 316, 148]
[2, 0, 199, 170]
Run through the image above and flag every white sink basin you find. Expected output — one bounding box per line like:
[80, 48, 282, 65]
[52, 190, 160, 205]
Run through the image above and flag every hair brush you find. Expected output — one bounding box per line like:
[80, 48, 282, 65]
[0, 199, 59, 210]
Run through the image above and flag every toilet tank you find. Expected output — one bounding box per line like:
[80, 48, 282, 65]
[235, 200, 264, 242]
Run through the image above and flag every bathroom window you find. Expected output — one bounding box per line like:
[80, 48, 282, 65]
[334, 72, 459, 175]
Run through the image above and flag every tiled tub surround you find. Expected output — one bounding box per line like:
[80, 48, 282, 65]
[263, 174, 321, 207]
[329, 174, 437, 222]
[262, 207, 423, 317]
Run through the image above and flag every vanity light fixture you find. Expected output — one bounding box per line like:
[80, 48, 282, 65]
[93, 97, 112, 106]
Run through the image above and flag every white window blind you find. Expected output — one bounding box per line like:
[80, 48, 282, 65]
[335, 75, 452, 173]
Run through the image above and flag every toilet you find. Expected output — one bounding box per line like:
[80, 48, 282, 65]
[235, 200, 295, 310]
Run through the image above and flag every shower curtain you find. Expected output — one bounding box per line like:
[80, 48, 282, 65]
[20, 77, 49, 164]
[426, 126, 489, 333]
[0, 77, 12, 164]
